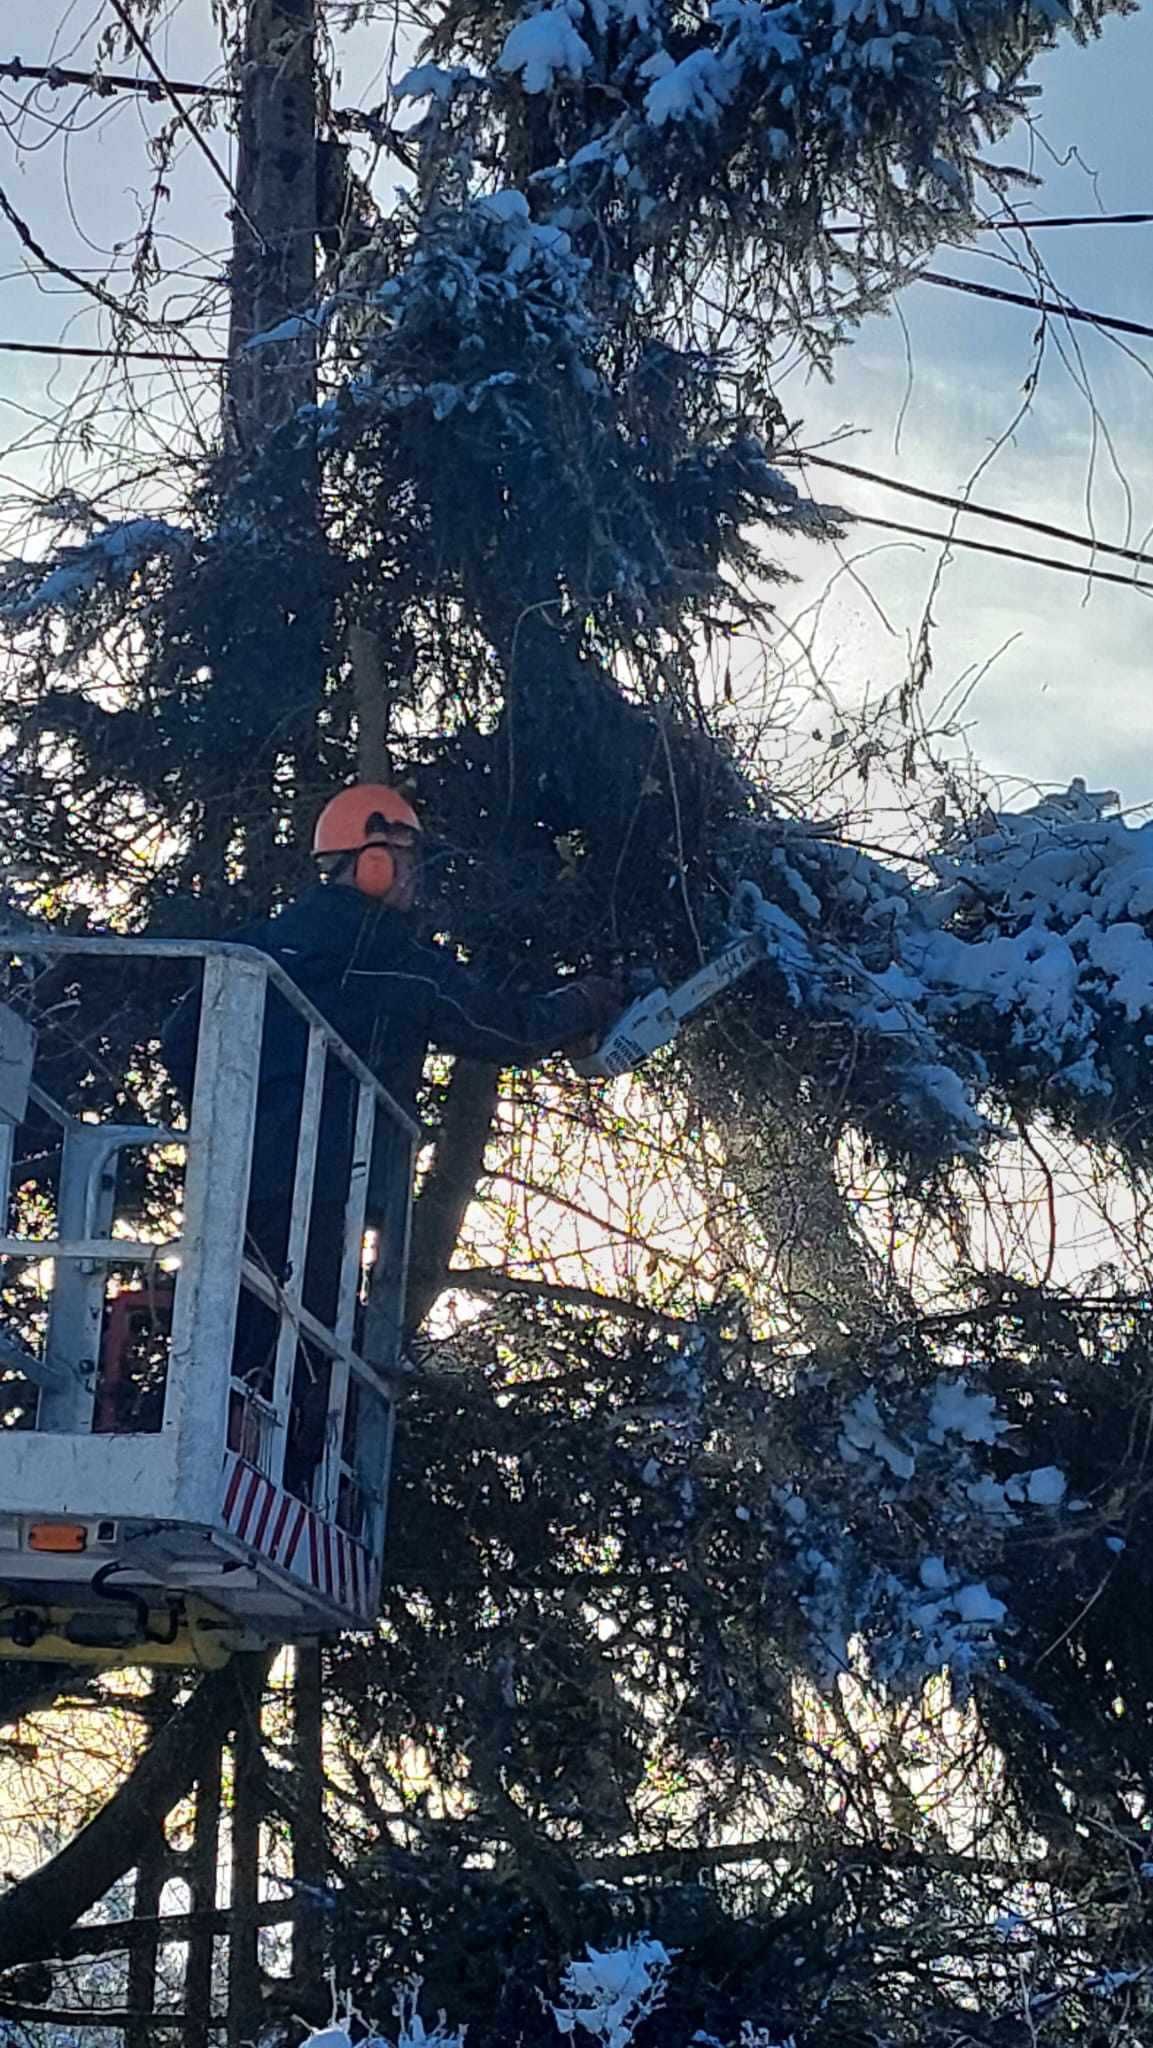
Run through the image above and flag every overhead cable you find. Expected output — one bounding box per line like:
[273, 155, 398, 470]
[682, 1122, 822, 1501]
[918, 268, 1153, 341]
[4, 56, 1152, 237]
[827, 212, 1153, 235]
[0, 183, 171, 333]
[2, 356, 1150, 592]
[973, 213, 1153, 232]
[0, 56, 406, 149]
[799, 453, 1153, 572]
[0, 59, 232, 99]
[841, 512, 1153, 596]
[0, 338, 226, 366]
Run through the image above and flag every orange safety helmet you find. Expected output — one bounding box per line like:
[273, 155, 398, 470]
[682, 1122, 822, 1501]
[312, 783, 422, 900]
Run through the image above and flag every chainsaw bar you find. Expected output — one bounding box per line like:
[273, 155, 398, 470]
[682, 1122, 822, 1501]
[573, 929, 767, 1081]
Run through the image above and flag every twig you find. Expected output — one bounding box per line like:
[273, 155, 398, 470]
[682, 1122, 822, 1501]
[105, 0, 265, 253]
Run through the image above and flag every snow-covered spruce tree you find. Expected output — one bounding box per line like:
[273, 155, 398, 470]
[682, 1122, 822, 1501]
[4, 0, 1149, 1161]
[5, 0, 1153, 2039]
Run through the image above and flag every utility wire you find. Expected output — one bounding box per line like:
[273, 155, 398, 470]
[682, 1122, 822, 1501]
[8, 57, 1151, 231]
[827, 212, 1153, 234]
[3, 340, 1152, 583]
[799, 453, 1153, 572]
[972, 213, 1153, 232]
[841, 513, 1153, 596]
[0, 57, 409, 150]
[4, 335, 1148, 593]
[4, 55, 1152, 233]
[0, 338, 226, 366]
[918, 268, 1153, 341]
[0, 183, 174, 334]
[0, 59, 232, 99]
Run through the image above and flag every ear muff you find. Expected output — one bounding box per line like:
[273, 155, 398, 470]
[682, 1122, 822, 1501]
[353, 844, 397, 898]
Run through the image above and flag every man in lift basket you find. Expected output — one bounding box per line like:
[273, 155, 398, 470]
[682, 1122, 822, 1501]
[161, 784, 620, 1493]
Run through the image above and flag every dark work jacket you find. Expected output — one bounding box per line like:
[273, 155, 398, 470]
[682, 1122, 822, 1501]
[162, 884, 599, 1203]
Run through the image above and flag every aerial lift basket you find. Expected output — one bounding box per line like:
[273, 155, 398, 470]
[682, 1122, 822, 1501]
[0, 940, 417, 1668]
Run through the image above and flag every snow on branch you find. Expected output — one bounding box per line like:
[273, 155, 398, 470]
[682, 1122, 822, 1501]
[716, 781, 1153, 1160]
[491, 0, 1105, 255]
[302, 1948, 674, 2048]
[497, 7, 596, 92]
[395, 63, 485, 104]
[552, 1939, 676, 2046]
[304, 1927, 1153, 2046]
[0, 518, 189, 624]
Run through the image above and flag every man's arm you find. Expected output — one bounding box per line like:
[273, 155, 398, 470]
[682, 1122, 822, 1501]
[351, 935, 617, 1066]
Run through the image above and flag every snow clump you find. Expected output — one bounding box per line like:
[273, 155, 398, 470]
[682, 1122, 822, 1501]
[552, 1939, 676, 2048]
[498, 7, 595, 93]
[726, 781, 1153, 1160]
[0, 518, 189, 623]
[772, 1367, 1069, 1696]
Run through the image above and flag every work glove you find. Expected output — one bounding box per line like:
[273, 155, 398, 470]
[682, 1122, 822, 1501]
[561, 975, 629, 1063]
[574, 974, 627, 1039]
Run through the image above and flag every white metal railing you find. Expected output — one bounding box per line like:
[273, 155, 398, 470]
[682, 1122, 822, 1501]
[0, 938, 418, 1549]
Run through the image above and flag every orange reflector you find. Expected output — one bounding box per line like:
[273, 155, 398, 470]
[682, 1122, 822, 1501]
[27, 1522, 87, 1554]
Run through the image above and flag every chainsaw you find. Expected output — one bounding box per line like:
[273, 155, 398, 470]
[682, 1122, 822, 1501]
[572, 927, 767, 1081]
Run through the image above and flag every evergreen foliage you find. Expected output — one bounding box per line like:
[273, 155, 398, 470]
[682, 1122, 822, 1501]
[2, 0, 1152, 2040]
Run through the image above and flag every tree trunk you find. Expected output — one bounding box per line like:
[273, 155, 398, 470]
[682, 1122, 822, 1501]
[0, 1664, 246, 1970]
[406, 1062, 502, 1332]
[126, 1677, 178, 2048]
[349, 625, 394, 783]
[227, 1657, 266, 2048]
[226, 0, 318, 448]
[223, 0, 323, 892]
[126, 1817, 167, 2048]
[291, 1645, 327, 1985]
[182, 1748, 223, 2048]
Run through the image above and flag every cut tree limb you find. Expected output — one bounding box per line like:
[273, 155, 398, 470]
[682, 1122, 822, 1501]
[348, 623, 393, 783]
[23, 1900, 298, 1967]
[0, 2002, 187, 2028]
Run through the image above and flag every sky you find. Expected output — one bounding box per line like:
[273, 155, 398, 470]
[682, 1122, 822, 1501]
[3, 0, 1153, 814]
[779, 4, 1153, 811]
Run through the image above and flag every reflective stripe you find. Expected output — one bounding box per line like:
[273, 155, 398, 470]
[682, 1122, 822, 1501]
[223, 1457, 245, 1520]
[269, 1493, 294, 1560]
[283, 1503, 307, 1570]
[252, 1483, 276, 1550]
[236, 1469, 264, 1540]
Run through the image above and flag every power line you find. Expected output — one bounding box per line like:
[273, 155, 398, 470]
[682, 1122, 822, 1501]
[4, 58, 1151, 237]
[918, 268, 1153, 341]
[22, 55, 1150, 238]
[0, 59, 232, 100]
[841, 511, 1153, 596]
[0, 182, 184, 338]
[0, 337, 226, 366]
[975, 213, 1153, 232]
[799, 453, 1153, 572]
[828, 212, 1153, 235]
[0, 56, 407, 148]
[5, 333, 1149, 594]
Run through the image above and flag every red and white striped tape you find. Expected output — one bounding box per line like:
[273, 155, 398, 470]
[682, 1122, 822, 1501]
[221, 1452, 372, 1619]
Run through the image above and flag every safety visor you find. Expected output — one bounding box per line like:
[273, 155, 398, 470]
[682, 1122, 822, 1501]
[365, 810, 419, 848]
[324, 821, 422, 857]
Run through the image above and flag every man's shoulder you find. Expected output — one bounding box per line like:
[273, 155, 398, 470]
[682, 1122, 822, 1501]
[326, 907, 443, 974]
[248, 884, 357, 952]
[233, 883, 451, 970]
